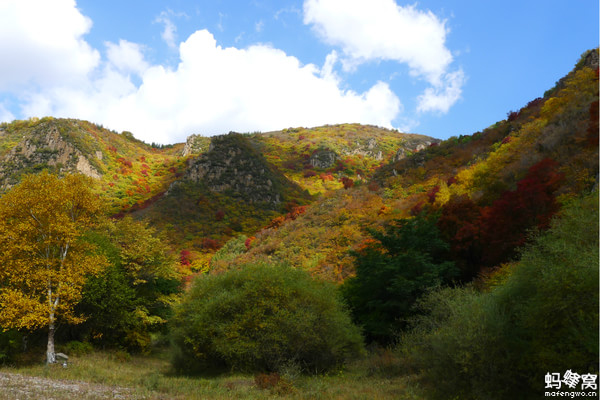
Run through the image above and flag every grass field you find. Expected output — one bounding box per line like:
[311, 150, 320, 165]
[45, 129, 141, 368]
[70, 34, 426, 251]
[0, 349, 425, 399]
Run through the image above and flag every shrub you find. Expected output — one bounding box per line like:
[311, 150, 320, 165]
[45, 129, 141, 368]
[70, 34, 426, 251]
[342, 212, 457, 343]
[171, 263, 364, 374]
[0, 330, 22, 364]
[399, 191, 599, 399]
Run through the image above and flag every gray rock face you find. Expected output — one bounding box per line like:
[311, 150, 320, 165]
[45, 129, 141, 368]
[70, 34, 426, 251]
[0, 124, 101, 191]
[340, 138, 383, 161]
[182, 134, 208, 157]
[393, 138, 441, 162]
[309, 149, 337, 169]
[184, 133, 284, 205]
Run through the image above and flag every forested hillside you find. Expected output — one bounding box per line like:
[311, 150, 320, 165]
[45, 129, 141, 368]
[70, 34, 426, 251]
[0, 49, 597, 399]
[0, 118, 434, 272]
[213, 49, 599, 283]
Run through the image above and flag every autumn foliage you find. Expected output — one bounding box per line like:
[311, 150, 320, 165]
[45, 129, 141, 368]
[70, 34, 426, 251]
[0, 172, 107, 363]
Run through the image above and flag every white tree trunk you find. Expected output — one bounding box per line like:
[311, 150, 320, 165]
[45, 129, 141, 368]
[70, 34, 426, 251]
[47, 318, 56, 364]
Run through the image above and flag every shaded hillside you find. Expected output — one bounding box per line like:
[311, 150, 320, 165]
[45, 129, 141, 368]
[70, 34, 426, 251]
[139, 133, 313, 267]
[212, 49, 599, 281]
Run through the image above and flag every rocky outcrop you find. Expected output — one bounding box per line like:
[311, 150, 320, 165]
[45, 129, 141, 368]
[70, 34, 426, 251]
[309, 149, 338, 169]
[0, 124, 102, 191]
[340, 138, 383, 161]
[393, 138, 441, 162]
[183, 132, 294, 206]
[181, 134, 210, 157]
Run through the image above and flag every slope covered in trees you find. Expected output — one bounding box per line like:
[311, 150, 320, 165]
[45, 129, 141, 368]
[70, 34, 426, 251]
[213, 49, 599, 282]
[0, 49, 597, 399]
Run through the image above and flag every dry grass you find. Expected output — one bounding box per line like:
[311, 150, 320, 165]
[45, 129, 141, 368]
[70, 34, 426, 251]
[0, 350, 424, 399]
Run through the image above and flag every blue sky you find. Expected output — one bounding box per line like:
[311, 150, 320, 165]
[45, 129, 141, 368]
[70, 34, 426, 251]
[0, 0, 597, 144]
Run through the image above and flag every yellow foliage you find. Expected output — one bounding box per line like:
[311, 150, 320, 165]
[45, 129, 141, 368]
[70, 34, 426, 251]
[0, 171, 108, 331]
[433, 181, 451, 207]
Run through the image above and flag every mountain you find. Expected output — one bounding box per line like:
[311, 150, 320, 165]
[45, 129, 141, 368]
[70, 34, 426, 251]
[211, 49, 599, 281]
[0, 49, 596, 280]
[0, 117, 436, 271]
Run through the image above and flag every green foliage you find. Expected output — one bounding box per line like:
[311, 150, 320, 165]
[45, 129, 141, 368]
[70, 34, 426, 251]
[399, 191, 599, 400]
[0, 330, 22, 364]
[171, 262, 364, 374]
[72, 217, 182, 352]
[342, 212, 457, 343]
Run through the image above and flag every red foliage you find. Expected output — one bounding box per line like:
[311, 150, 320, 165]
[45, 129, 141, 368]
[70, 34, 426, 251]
[367, 182, 380, 192]
[202, 238, 221, 251]
[507, 110, 520, 122]
[438, 195, 482, 280]
[478, 158, 564, 267]
[501, 136, 512, 145]
[180, 250, 191, 266]
[215, 210, 225, 221]
[140, 156, 146, 162]
[410, 201, 425, 216]
[320, 173, 334, 181]
[304, 170, 317, 178]
[334, 160, 346, 172]
[117, 157, 133, 168]
[426, 185, 440, 203]
[341, 177, 354, 189]
[265, 205, 307, 230]
[526, 97, 543, 110]
[285, 160, 301, 170]
[446, 176, 457, 186]
[108, 145, 117, 153]
[266, 216, 286, 229]
[245, 236, 255, 250]
[140, 169, 148, 176]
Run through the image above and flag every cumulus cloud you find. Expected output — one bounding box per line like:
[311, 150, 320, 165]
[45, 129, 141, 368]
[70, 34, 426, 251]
[9, 24, 402, 144]
[303, 0, 463, 113]
[0, 0, 99, 91]
[0, 1, 414, 144]
[417, 69, 465, 114]
[105, 40, 149, 76]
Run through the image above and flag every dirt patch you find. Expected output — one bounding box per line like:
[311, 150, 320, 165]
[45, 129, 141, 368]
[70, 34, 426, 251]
[0, 372, 146, 400]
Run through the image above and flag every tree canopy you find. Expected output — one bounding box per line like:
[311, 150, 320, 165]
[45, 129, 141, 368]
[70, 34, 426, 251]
[0, 171, 107, 364]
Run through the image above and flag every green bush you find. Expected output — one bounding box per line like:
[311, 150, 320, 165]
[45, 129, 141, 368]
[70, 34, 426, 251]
[0, 330, 22, 364]
[342, 212, 457, 343]
[171, 263, 364, 374]
[399, 191, 599, 400]
[62, 341, 94, 356]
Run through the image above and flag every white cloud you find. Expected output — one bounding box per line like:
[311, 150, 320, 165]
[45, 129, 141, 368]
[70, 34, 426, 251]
[14, 27, 402, 144]
[303, 0, 463, 113]
[417, 69, 465, 114]
[0, 103, 14, 123]
[255, 20, 264, 33]
[105, 40, 149, 76]
[155, 11, 178, 49]
[0, 1, 408, 143]
[0, 0, 99, 91]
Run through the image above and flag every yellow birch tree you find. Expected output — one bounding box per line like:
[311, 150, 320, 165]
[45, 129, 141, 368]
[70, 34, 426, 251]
[0, 172, 107, 364]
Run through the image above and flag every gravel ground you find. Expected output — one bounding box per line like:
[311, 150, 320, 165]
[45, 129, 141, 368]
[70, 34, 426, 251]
[0, 372, 147, 400]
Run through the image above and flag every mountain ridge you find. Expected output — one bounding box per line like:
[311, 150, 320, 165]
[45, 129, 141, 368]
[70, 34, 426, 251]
[0, 49, 597, 280]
